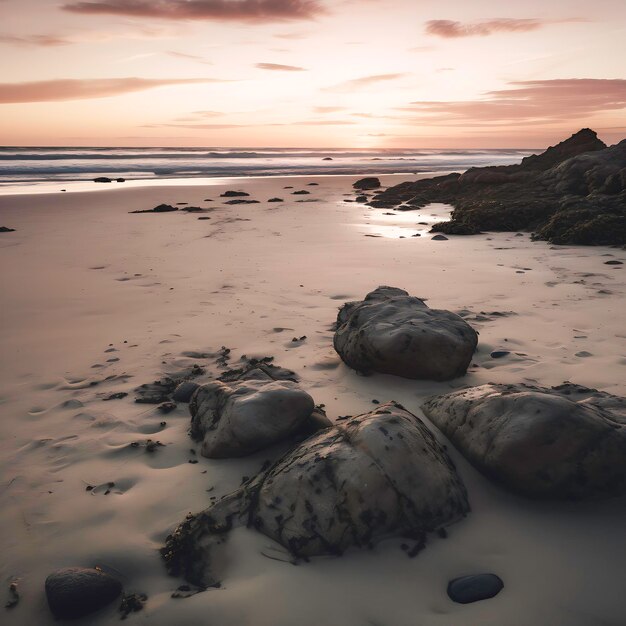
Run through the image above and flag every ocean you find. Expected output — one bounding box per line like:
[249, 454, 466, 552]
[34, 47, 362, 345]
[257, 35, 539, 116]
[0, 147, 536, 188]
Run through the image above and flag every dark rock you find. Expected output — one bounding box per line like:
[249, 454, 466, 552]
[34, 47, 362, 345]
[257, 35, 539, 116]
[307, 182, 319, 186]
[135, 364, 205, 404]
[355, 195, 368, 203]
[161, 402, 469, 587]
[173, 381, 200, 403]
[423, 382, 626, 500]
[119, 592, 147, 619]
[490, 350, 510, 358]
[447, 574, 504, 604]
[431, 234, 448, 241]
[353, 177, 381, 190]
[5, 580, 19, 609]
[223, 199, 260, 205]
[322, 157, 333, 161]
[94, 177, 112, 183]
[605, 259, 623, 265]
[267, 198, 284, 203]
[0, 226, 16, 233]
[103, 392, 128, 401]
[334, 287, 478, 381]
[371, 129, 626, 245]
[220, 191, 249, 197]
[45, 567, 122, 619]
[431, 222, 482, 235]
[292, 190, 310, 195]
[130, 204, 178, 214]
[116, 178, 126, 183]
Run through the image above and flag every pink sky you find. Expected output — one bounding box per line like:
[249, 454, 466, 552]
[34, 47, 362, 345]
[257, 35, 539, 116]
[0, 0, 625, 147]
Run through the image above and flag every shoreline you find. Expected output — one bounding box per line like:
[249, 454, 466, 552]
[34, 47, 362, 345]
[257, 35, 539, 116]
[1, 174, 624, 625]
[0, 171, 445, 196]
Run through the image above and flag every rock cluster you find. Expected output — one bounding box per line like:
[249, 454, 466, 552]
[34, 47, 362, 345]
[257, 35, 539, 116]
[368, 129, 626, 245]
[333, 287, 478, 381]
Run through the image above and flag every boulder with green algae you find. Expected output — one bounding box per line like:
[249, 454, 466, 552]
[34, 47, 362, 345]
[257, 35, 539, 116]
[161, 402, 469, 587]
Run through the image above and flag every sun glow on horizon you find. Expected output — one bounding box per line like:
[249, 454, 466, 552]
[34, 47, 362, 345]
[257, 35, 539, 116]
[0, 0, 625, 148]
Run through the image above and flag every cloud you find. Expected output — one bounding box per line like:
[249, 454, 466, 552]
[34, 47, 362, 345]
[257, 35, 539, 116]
[255, 62, 306, 71]
[425, 18, 585, 38]
[403, 79, 626, 125]
[313, 105, 347, 113]
[324, 73, 408, 92]
[148, 118, 356, 129]
[0, 77, 223, 104]
[167, 50, 213, 63]
[63, 0, 326, 23]
[0, 34, 73, 46]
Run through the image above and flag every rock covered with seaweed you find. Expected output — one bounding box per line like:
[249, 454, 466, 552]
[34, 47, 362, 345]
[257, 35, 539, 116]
[162, 402, 469, 587]
[369, 129, 626, 245]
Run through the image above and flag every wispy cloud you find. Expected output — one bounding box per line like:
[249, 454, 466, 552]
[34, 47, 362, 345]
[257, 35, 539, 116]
[324, 73, 408, 92]
[0, 77, 223, 104]
[425, 18, 585, 39]
[402, 79, 626, 125]
[255, 62, 306, 71]
[63, 0, 326, 23]
[167, 50, 213, 64]
[0, 34, 72, 46]
[313, 105, 347, 113]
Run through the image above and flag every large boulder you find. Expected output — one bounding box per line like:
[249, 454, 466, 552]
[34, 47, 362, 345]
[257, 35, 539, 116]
[162, 402, 470, 587]
[333, 287, 478, 381]
[45, 567, 122, 619]
[423, 383, 626, 500]
[189, 368, 317, 458]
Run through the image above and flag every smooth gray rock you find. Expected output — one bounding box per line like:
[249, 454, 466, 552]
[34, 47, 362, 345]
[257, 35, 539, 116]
[162, 402, 469, 587]
[45, 567, 122, 619]
[447, 573, 504, 604]
[189, 369, 315, 458]
[423, 382, 626, 500]
[334, 287, 478, 381]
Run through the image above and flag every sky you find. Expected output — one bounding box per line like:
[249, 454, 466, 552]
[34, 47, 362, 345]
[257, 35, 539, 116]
[0, 0, 625, 148]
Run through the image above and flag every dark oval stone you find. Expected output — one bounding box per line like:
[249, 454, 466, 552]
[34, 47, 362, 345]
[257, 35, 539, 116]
[173, 381, 200, 403]
[45, 567, 122, 619]
[447, 573, 503, 604]
[432, 234, 449, 241]
[490, 350, 511, 359]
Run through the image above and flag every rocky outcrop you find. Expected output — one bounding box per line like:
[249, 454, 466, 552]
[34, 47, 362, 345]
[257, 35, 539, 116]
[423, 383, 626, 500]
[189, 367, 319, 458]
[333, 287, 478, 381]
[369, 130, 626, 245]
[162, 402, 469, 587]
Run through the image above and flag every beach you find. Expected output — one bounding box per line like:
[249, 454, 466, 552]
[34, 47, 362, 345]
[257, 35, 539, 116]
[1, 174, 625, 625]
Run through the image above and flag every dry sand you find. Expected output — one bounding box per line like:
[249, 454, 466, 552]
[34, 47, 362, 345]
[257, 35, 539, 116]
[0, 175, 625, 625]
